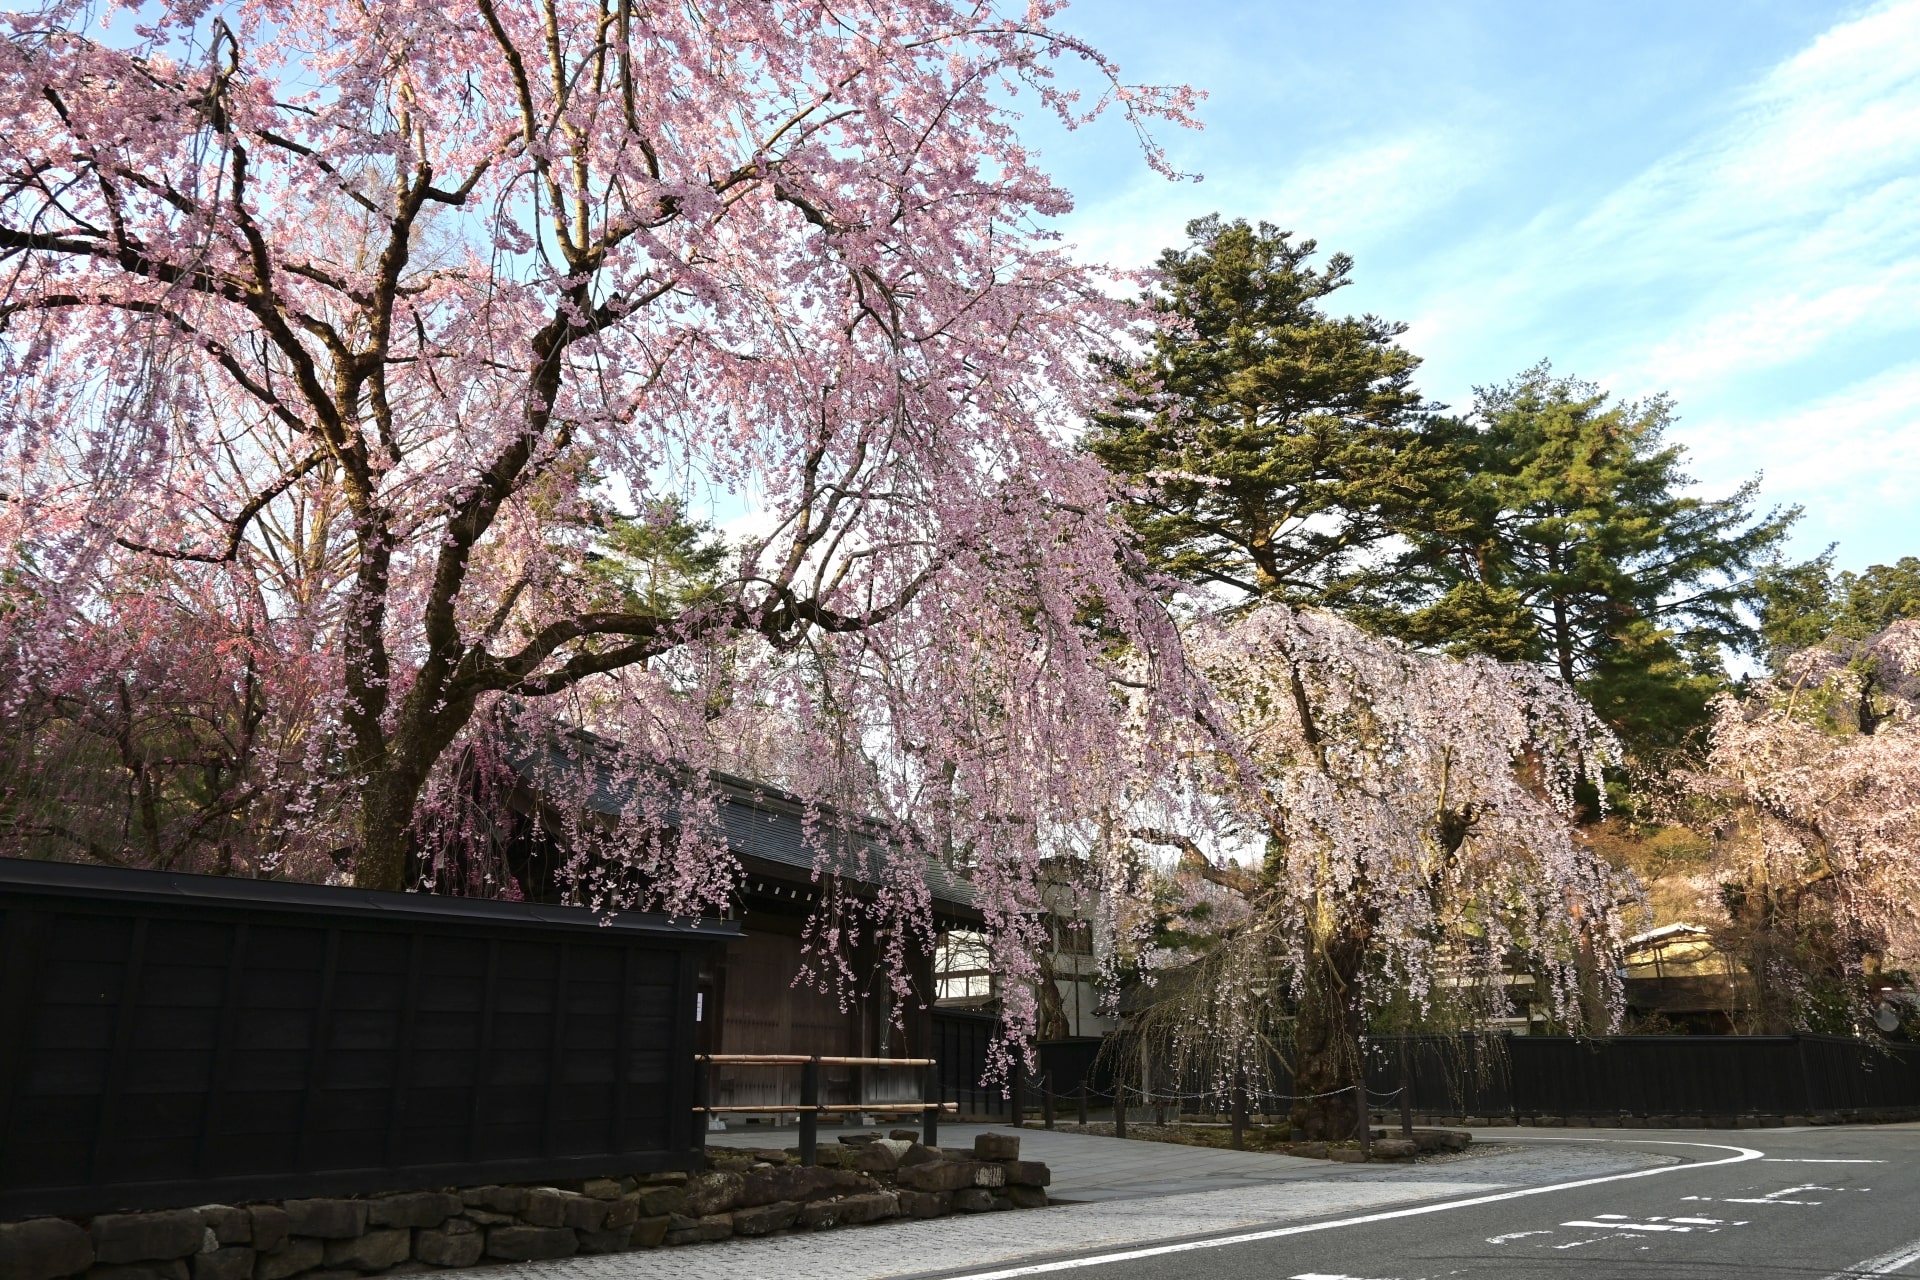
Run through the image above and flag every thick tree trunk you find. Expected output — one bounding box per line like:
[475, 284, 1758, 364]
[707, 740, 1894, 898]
[355, 766, 427, 892]
[1290, 926, 1365, 1140]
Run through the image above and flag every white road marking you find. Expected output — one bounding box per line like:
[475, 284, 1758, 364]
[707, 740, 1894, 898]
[1561, 1220, 1692, 1232]
[1725, 1182, 1849, 1205]
[1290, 1274, 1401, 1279]
[1766, 1159, 1886, 1164]
[1818, 1235, 1920, 1278]
[944, 1140, 1764, 1280]
[1485, 1231, 1549, 1244]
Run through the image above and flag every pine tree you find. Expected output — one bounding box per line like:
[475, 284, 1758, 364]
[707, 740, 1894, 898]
[1086, 217, 1456, 605]
[1753, 552, 1920, 667]
[1365, 364, 1797, 754]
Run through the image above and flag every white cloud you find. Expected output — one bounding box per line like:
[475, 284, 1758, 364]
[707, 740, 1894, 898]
[1684, 360, 1920, 563]
[1058, 127, 1490, 270]
[1417, 0, 1920, 395]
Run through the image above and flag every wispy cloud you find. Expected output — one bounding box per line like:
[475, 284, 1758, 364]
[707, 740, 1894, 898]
[1058, 126, 1490, 272]
[1411, 0, 1920, 395]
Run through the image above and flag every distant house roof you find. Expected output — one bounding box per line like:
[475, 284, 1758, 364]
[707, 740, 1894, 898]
[1624, 922, 1711, 954]
[507, 731, 976, 914]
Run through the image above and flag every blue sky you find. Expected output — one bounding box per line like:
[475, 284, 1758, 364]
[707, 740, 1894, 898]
[1031, 0, 1920, 573]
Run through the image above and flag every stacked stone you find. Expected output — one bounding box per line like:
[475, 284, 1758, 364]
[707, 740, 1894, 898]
[664, 1130, 1051, 1245]
[0, 1137, 1053, 1280]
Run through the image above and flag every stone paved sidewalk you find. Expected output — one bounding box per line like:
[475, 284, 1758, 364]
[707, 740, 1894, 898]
[707, 1123, 1365, 1202]
[481, 1129, 1672, 1280]
[480, 1175, 1503, 1280]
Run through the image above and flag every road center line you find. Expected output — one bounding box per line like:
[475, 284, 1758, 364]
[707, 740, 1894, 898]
[942, 1140, 1765, 1280]
[1818, 1236, 1920, 1278]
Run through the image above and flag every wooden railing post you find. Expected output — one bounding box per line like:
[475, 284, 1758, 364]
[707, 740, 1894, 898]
[1009, 1056, 1024, 1129]
[1114, 1083, 1127, 1139]
[1076, 1084, 1088, 1127]
[694, 1056, 711, 1154]
[1042, 1072, 1055, 1129]
[799, 1058, 819, 1166]
[922, 1060, 940, 1148]
[1231, 1071, 1247, 1151]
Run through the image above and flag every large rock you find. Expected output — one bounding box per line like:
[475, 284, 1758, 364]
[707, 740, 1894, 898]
[681, 1172, 744, 1217]
[850, 1143, 899, 1174]
[577, 1179, 626, 1201]
[730, 1201, 800, 1236]
[1000, 1160, 1050, 1187]
[459, 1186, 529, 1215]
[897, 1143, 943, 1168]
[320, 1228, 409, 1272]
[86, 1263, 188, 1280]
[896, 1160, 975, 1193]
[484, 1226, 577, 1262]
[951, 1188, 996, 1214]
[630, 1186, 687, 1218]
[796, 1193, 897, 1230]
[188, 1246, 252, 1280]
[521, 1190, 606, 1231]
[628, 1216, 672, 1249]
[1372, 1138, 1418, 1160]
[664, 1214, 733, 1246]
[575, 1229, 634, 1255]
[194, 1209, 249, 1248]
[412, 1223, 482, 1269]
[894, 1190, 951, 1219]
[243, 1209, 288, 1256]
[280, 1201, 366, 1240]
[736, 1165, 867, 1208]
[973, 1133, 1020, 1161]
[93, 1212, 205, 1263]
[1006, 1186, 1049, 1210]
[364, 1193, 461, 1230]
[253, 1238, 323, 1280]
[0, 1218, 94, 1280]
[970, 1163, 1006, 1188]
[602, 1198, 639, 1231]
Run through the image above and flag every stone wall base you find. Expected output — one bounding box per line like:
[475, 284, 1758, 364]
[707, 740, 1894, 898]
[0, 1135, 1050, 1280]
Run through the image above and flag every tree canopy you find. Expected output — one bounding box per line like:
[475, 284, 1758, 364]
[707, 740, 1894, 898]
[0, 0, 1208, 1039]
[1363, 364, 1797, 755]
[1681, 621, 1920, 1032]
[1753, 553, 1920, 668]
[1085, 216, 1454, 606]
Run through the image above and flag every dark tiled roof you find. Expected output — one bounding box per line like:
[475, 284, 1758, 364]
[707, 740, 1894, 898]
[508, 733, 975, 912]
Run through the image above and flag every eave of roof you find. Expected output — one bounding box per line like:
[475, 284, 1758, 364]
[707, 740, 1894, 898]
[508, 732, 977, 913]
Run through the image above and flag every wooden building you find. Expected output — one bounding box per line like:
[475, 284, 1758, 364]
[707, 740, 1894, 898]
[483, 733, 985, 1129]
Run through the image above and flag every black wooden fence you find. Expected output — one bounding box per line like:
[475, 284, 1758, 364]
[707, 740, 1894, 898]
[0, 859, 728, 1219]
[1365, 1032, 1920, 1120]
[931, 1009, 1007, 1119]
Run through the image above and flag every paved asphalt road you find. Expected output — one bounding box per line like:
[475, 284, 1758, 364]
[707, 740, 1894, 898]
[926, 1125, 1920, 1280]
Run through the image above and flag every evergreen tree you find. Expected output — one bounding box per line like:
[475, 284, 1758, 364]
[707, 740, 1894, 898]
[1753, 552, 1920, 667]
[1366, 364, 1797, 754]
[1086, 216, 1456, 605]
